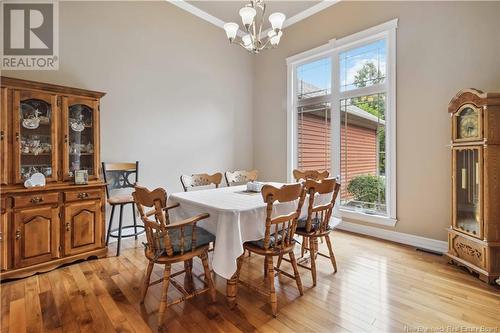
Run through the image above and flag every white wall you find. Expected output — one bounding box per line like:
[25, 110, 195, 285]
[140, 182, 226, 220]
[6, 1, 254, 193]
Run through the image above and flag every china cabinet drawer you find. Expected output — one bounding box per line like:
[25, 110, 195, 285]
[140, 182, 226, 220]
[64, 189, 101, 202]
[14, 192, 59, 208]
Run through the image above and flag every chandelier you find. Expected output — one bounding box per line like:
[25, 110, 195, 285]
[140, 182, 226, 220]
[223, 0, 286, 54]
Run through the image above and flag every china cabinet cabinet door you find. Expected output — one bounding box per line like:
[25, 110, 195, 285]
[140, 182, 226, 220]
[452, 146, 483, 239]
[14, 206, 60, 268]
[63, 200, 103, 256]
[62, 97, 99, 181]
[0, 198, 8, 271]
[1, 87, 8, 185]
[13, 90, 58, 184]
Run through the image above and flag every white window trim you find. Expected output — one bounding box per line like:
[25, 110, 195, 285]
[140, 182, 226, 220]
[286, 18, 398, 227]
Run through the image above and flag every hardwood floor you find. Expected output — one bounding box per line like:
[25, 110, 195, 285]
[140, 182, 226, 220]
[1, 230, 499, 333]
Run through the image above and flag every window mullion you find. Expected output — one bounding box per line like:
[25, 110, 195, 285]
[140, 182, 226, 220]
[297, 94, 332, 108]
[339, 83, 386, 100]
[331, 51, 341, 217]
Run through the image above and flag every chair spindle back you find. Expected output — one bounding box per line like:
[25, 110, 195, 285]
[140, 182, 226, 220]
[225, 169, 258, 186]
[293, 169, 330, 182]
[133, 186, 169, 255]
[303, 178, 341, 233]
[134, 185, 201, 257]
[180, 173, 222, 192]
[261, 183, 306, 250]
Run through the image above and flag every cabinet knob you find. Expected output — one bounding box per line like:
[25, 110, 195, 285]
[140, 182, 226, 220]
[15, 132, 20, 141]
[65, 223, 71, 231]
[64, 134, 68, 143]
[15, 230, 21, 240]
[30, 196, 43, 204]
[78, 192, 89, 199]
[0, 130, 4, 141]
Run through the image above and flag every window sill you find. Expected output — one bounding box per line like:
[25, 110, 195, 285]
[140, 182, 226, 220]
[339, 209, 397, 227]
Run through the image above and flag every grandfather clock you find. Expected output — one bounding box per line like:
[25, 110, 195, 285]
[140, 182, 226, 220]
[446, 89, 500, 284]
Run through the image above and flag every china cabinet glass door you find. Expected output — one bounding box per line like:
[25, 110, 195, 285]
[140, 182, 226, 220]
[452, 147, 483, 238]
[62, 97, 99, 180]
[13, 90, 58, 184]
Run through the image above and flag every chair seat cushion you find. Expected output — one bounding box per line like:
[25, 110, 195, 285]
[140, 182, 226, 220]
[297, 217, 320, 229]
[154, 227, 215, 254]
[295, 217, 331, 233]
[247, 230, 293, 249]
[108, 194, 134, 205]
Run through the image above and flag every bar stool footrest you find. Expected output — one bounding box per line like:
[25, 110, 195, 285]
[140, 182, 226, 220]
[109, 225, 145, 238]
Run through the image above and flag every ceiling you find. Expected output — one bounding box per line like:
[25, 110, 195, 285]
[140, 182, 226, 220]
[185, 1, 322, 25]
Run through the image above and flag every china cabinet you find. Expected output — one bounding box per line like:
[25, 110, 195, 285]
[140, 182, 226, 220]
[446, 89, 500, 284]
[0, 77, 107, 280]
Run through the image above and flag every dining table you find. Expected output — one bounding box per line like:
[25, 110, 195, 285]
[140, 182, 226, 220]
[168, 183, 333, 304]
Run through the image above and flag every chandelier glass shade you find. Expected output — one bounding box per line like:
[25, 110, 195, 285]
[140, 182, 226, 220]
[223, 0, 285, 54]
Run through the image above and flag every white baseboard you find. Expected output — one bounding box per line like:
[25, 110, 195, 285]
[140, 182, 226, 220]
[336, 220, 448, 254]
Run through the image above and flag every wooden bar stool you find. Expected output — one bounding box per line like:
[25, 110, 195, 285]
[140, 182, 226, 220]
[102, 161, 144, 256]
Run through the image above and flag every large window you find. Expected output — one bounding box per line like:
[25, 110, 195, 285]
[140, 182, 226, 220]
[287, 19, 397, 225]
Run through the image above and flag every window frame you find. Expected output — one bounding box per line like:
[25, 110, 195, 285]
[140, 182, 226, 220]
[286, 19, 398, 226]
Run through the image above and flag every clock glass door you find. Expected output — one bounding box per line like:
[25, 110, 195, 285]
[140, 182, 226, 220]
[453, 147, 483, 238]
[454, 104, 482, 142]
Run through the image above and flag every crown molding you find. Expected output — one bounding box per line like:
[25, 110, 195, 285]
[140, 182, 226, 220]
[283, 0, 341, 30]
[167, 0, 341, 38]
[167, 0, 225, 28]
[167, 0, 248, 37]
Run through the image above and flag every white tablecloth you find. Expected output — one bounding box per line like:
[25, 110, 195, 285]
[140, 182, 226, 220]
[168, 184, 331, 279]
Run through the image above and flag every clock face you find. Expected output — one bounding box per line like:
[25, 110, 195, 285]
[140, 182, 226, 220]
[457, 107, 480, 139]
[460, 115, 479, 138]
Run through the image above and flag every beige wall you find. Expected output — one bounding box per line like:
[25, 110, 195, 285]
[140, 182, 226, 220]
[5, 1, 254, 193]
[5, 1, 500, 242]
[253, 1, 500, 240]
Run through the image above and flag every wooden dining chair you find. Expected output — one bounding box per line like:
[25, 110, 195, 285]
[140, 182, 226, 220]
[224, 169, 258, 186]
[133, 185, 217, 325]
[227, 183, 306, 317]
[293, 169, 330, 253]
[102, 161, 144, 256]
[180, 172, 223, 192]
[293, 169, 330, 182]
[278, 178, 340, 287]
